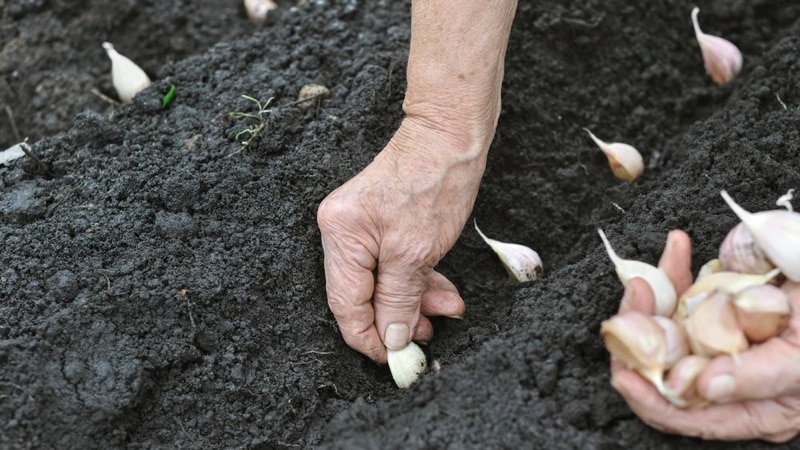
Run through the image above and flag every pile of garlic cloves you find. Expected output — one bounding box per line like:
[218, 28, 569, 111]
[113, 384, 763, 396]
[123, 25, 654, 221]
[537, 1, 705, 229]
[600, 190, 796, 407]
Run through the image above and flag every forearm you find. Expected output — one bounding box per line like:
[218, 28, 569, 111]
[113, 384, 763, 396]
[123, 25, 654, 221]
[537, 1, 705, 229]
[403, 0, 518, 157]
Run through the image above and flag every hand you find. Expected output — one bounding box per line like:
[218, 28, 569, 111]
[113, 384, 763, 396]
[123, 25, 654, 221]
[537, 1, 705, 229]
[611, 230, 800, 442]
[317, 117, 488, 363]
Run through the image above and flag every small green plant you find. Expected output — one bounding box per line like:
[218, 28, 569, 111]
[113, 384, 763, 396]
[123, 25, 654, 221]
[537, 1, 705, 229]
[227, 95, 274, 157]
[162, 84, 177, 108]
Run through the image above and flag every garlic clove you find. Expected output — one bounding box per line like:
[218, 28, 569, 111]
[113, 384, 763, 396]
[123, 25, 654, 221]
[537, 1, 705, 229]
[475, 221, 543, 282]
[691, 7, 743, 85]
[776, 189, 795, 212]
[653, 316, 689, 370]
[718, 223, 775, 275]
[387, 341, 427, 389]
[584, 128, 644, 182]
[721, 190, 800, 282]
[665, 355, 710, 407]
[733, 284, 791, 343]
[697, 258, 723, 280]
[684, 292, 748, 363]
[598, 229, 677, 316]
[675, 269, 780, 321]
[102, 42, 152, 103]
[244, 0, 277, 23]
[297, 84, 331, 111]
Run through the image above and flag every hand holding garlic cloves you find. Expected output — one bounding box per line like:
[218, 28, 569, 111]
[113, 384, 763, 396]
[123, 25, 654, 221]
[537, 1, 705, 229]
[609, 231, 800, 443]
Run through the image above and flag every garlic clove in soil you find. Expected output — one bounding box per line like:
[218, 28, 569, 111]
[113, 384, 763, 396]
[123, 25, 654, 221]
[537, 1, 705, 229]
[718, 223, 775, 275]
[697, 258, 723, 280]
[387, 341, 427, 389]
[102, 42, 152, 103]
[475, 221, 543, 282]
[597, 228, 677, 317]
[691, 7, 743, 85]
[653, 316, 689, 370]
[296, 84, 330, 111]
[733, 284, 791, 343]
[721, 190, 800, 282]
[665, 354, 711, 407]
[674, 269, 781, 322]
[244, 0, 277, 23]
[584, 128, 644, 182]
[684, 292, 748, 363]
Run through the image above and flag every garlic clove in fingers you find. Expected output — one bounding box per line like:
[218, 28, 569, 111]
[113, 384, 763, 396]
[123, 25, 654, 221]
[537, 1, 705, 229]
[387, 341, 427, 389]
[584, 128, 644, 182]
[718, 223, 775, 275]
[665, 355, 710, 407]
[598, 228, 677, 317]
[653, 316, 689, 370]
[721, 190, 800, 282]
[697, 258, 723, 280]
[684, 292, 748, 363]
[733, 284, 791, 343]
[102, 42, 152, 103]
[691, 7, 743, 85]
[674, 269, 780, 321]
[474, 221, 543, 282]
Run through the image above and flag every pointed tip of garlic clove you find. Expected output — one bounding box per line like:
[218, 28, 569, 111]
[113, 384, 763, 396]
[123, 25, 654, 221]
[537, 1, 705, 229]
[474, 220, 543, 282]
[691, 7, 742, 85]
[584, 129, 643, 181]
[387, 342, 427, 389]
[102, 41, 152, 103]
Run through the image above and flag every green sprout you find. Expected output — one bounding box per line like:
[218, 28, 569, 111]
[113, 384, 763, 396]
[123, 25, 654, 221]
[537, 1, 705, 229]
[162, 84, 177, 108]
[227, 95, 274, 157]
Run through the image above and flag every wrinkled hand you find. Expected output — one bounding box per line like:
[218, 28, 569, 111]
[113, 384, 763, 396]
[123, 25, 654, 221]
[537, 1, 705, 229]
[611, 230, 800, 442]
[317, 117, 489, 363]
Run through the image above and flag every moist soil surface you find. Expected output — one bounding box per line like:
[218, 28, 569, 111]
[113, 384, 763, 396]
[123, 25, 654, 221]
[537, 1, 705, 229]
[2, 0, 800, 448]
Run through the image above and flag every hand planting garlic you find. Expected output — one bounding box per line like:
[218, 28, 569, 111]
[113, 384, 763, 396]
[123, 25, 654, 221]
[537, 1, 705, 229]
[102, 42, 152, 103]
[597, 228, 677, 316]
[583, 128, 644, 182]
[474, 221, 543, 282]
[387, 341, 427, 389]
[691, 7, 743, 85]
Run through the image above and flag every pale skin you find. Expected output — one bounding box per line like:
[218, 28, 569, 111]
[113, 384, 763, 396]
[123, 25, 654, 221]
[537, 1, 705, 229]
[316, 1, 800, 442]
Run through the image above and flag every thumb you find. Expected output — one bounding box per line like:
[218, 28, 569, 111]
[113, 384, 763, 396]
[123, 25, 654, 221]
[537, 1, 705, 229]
[697, 338, 800, 402]
[373, 259, 427, 351]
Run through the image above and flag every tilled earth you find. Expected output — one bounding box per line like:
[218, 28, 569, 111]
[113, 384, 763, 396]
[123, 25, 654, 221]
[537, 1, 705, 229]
[2, 0, 800, 448]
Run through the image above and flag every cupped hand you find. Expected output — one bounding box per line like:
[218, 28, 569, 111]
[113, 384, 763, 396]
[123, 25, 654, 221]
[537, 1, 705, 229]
[317, 117, 489, 363]
[611, 230, 800, 442]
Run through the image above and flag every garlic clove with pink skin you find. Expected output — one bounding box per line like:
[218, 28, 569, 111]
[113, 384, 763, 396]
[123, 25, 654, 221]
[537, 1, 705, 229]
[733, 284, 792, 343]
[584, 129, 644, 182]
[718, 222, 775, 275]
[684, 292, 748, 364]
[665, 355, 711, 407]
[244, 0, 277, 23]
[722, 190, 800, 282]
[674, 269, 780, 321]
[653, 316, 689, 370]
[102, 42, 152, 103]
[598, 229, 677, 317]
[474, 221, 543, 282]
[691, 7, 743, 85]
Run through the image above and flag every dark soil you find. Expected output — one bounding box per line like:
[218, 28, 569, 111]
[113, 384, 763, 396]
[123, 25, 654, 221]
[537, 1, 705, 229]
[2, 0, 800, 448]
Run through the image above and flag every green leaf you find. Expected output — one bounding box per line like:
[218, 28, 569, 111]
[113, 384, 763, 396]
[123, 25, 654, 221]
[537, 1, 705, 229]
[162, 84, 177, 108]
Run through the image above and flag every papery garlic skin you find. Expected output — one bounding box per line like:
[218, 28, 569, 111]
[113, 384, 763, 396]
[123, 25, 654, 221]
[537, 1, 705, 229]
[102, 42, 152, 103]
[584, 129, 644, 181]
[733, 284, 791, 343]
[718, 223, 775, 275]
[475, 221, 543, 282]
[691, 7, 743, 85]
[598, 229, 677, 316]
[387, 342, 427, 389]
[721, 190, 800, 282]
[684, 292, 748, 362]
[665, 355, 710, 407]
[244, 0, 277, 23]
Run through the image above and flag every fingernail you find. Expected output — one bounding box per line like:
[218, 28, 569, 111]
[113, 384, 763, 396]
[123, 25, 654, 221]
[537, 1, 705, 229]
[706, 374, 735, 401]
[445, 314, 463, 320]
[384, 323, 410, 351]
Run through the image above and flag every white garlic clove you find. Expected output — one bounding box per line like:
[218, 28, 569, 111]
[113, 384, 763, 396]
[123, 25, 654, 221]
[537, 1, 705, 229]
[387, 341, 427, 389]
[297, 84, 330, 111]
[674, 268, 780, 321]
[244, 0, 277, 23]
[584, 128, 644, 182]
[722, 190, 800, 282]
[718, 223, 775, 275]
[102, 42, 152, 103]
[653, 316, 689, 370]
[733, 284, 791, 343]
[475, 221, 543, 282]
[598, 229, 677, 317]
[684, 292, 748, 363]
[697, 258, 723, 280]
[776, 189, 795, 212]
[665, 355, 710, 407]
[691, 7, 743, 85]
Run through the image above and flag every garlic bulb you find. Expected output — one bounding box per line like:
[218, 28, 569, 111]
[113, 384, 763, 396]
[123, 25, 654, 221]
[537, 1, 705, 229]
[475, 221, 543, 282]
[584, 128, 644, 182]
[102, 42, 152, 103]
[653, 316, 689, 370]
[665, 355, 710, 407]
[387, 342, 427, 389]
[598, 228, 677, 316]
[684, 292, 748, 363]
[718, 223, 775, 275]
[674, 269, 780, 321]
[696, 258, 723, 280]
[691, 7, 743, 85]
[244, 0, 277, 23]
[733, 284, 791, 343]
[721, 190, 800, 282]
